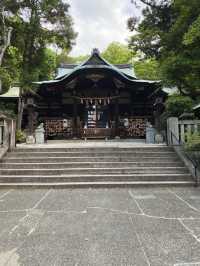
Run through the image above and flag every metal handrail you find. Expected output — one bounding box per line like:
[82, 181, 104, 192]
[169, 129, 199, 186]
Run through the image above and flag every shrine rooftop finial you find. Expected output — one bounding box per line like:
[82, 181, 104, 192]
[92, 48, 100, 55]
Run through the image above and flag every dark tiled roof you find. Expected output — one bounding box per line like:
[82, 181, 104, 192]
[59, 63, 132, 70]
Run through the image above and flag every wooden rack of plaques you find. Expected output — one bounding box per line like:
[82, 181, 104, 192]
[44, 119, 73, 139]
[119, 117, 149, 138]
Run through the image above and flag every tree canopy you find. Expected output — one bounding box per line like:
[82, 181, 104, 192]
[128, 0, 200, 98]
[134, 58, 159, 80]
[0, 0, 77, 92]
[101, 42, 133, 65]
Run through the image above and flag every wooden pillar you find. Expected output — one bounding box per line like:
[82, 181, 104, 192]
[3, 119, 8, 146]
[73, 97, 78, 138]
[115, 98, 119, 137]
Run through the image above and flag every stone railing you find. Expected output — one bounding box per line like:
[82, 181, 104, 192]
[179, 120, 200, 143]
[167, 117, 200, 145]
[167, 117, 200, 186]
[0, 115, 16, 157]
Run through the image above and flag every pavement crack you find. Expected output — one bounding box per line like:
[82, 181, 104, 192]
[0, 189, 13, 200]
[178, 218, 200, 244]
[174, 262, 200, 265]
[128, 190, 145, 215]
[168, 189, 200, 213]
[32, 189, 52, 209]
[6, 191, 53, 264]
[86, 206, 194, 221]
[87, 206, 133, 215]
[47, 209, 87, 214]
[0, 209, 28, 213]
[129, 215, 151, 266]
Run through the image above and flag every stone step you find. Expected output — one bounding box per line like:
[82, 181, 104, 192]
[0, 173, 193, 183]
[0, 161, 184, 168]
[0, 167, 189, 175]
[6, 151, 178, 158]
[2, 157, 183, 164]
[13, 146, 173, 153]
[0, 180, 195, 188]
[1, 145, 194, 187]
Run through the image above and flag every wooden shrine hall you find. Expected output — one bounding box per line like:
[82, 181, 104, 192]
[24, 48, 167, 140]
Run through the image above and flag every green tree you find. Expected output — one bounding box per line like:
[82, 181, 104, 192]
[128, 0, 200, 97]
[38, 48, 57, 80]
[0, 0, 20, 92]
[128, 0, 172, 59]
[15, 0, 77, 89]
[165, 94, 194, 117]
[1, 45, 22, 91]
[56, 50, 89, 66]
[0, 0, 77, 91]
[134, 58, 159, 80]
[102, 42, 133, 64]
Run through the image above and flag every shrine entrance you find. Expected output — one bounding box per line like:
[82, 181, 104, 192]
[75, 96, 118, 139]
[85, 104, 108, 128]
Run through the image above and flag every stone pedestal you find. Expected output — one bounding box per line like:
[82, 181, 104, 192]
[35, 124, 45, 144]
[155, 133, 164, 144]
[146, 127, 156, 144]
[26, 135, 35, 144]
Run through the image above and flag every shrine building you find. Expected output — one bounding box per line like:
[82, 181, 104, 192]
[23, 48, 167, 140]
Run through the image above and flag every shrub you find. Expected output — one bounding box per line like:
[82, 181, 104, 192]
[165, 94, 194, 117]
[184, 133, 200, 151]
[184, 133, 200, 168]
[16, 130, 26, 143]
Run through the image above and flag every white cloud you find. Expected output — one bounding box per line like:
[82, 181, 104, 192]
[67, 0, 138, 56]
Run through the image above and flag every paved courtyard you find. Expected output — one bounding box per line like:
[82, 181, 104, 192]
[0, 187, 200, 266]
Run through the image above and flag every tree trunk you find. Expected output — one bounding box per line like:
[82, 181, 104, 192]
[0, 28, 12, 65]
[0, 6, 13, 92]
[17, 97, 25, 130]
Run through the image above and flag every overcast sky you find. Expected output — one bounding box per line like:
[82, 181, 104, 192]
[67, 0, 142, 56]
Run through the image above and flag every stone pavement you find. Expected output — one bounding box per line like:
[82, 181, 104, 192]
[0, 187, 200, 266]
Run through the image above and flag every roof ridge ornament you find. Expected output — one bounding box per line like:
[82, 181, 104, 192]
[92, 48, 100, 55]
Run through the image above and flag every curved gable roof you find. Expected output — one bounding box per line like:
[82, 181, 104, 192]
[35, 49, 159, 87]
[56, 49, 136, 79]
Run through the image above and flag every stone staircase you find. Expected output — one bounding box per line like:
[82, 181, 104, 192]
[0, 146, 195, 187]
